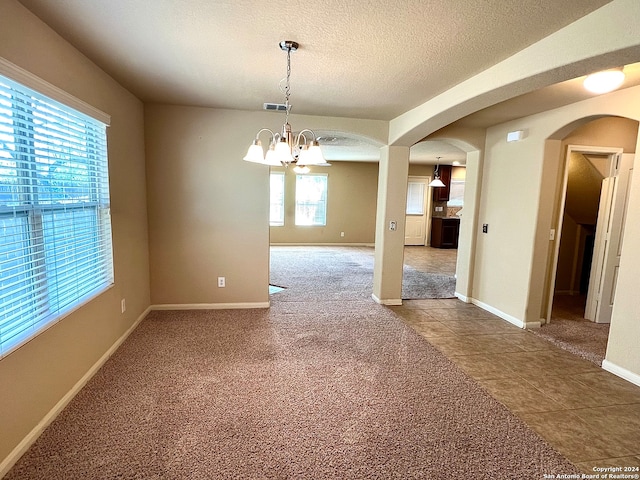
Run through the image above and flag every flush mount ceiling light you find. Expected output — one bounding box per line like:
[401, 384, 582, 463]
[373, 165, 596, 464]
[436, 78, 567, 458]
[583, 68, 625, 94]
[243, 40, 330, 173]
[429, 157, 446, 188]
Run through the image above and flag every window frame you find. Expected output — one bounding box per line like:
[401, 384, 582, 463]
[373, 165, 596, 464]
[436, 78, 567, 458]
[269, 171, 285, 227]
[406, 180, 426, 215]
[0, 62, 113, 359]
[294, 173, 328, 227]
[447, 178, 465, 207]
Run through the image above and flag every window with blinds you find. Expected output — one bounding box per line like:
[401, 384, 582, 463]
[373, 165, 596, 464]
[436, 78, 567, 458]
[0, 73, 113, 358]
[270, 171, 285, 226]
[406, 181, 426, 215]
[295, 173, 327, 226]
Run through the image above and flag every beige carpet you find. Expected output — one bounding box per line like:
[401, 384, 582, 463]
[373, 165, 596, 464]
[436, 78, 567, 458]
[531, 295, 610, 366]
[270, 246, 456, 300]
[532, 319, 609, 366]
[6, 301, 580, 479]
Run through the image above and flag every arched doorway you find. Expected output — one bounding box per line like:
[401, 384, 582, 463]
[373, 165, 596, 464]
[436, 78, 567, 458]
[538, 116, 638, 364]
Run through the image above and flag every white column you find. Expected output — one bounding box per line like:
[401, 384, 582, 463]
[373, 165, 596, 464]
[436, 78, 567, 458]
[454, 150, 482, 302]
[372, 145, 410, 305]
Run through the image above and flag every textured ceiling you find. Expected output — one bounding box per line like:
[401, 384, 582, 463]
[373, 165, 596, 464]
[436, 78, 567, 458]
[17, 0, 610, 122]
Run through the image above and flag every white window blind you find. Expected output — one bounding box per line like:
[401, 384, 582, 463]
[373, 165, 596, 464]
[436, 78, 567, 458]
[295, 174, 327, 226]
[270, 171, 285, 226]
[447, 179, 465, 207]
[0, 73, 113, 358]
[406, 181, 426, 215]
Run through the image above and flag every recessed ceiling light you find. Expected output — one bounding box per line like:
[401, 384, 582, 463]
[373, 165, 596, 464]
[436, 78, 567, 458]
[583, 68, 625, 94]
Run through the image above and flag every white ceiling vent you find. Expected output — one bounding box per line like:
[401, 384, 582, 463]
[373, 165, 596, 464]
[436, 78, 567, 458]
[263, 103, 288, 111]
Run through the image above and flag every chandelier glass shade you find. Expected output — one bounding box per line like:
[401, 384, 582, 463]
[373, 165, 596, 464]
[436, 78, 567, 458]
[429, 159, 446, 188]
[243, 41, 330, 171]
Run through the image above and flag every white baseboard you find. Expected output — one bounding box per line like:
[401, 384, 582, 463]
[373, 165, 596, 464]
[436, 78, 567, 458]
[270, 243, 375, 247]
[371, 294, 403, 306]
[0, 306, 151, 478]
[454, 292, 471, 303]
[151, 302, 270, 310]
[602, 360, 640, 388]
[470, 298, 527, 329]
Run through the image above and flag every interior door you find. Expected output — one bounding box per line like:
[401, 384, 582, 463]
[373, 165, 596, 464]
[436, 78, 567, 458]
[405, 177, 430, 245]
[585, 153, 634, 323]
[592, 153, 634, 323]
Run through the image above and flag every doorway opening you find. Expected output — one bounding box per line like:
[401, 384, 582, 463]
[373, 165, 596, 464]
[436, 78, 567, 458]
[403, 168, 464, 300]
[551, 149, 614, 321]
[540, 139, 635, 365]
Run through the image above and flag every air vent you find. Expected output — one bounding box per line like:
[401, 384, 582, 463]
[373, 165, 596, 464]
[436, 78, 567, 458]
[263, 103, 288, 111]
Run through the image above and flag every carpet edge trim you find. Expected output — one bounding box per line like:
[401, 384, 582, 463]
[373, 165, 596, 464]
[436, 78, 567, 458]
[0, 306, 151, 478]
[602, 359, 640, 387]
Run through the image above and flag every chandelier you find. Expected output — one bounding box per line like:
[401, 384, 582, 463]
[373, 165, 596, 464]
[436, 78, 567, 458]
[243, 40, 330, 173]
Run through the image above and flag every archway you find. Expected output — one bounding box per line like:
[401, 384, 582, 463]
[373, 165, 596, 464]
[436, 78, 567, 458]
[417, 135, 484, 302]
[536, 116, 638, 364]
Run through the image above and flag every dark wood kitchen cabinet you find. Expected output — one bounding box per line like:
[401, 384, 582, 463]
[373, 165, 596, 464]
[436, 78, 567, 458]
[430, 217, 460, 248]
[432, 165, 452, 202]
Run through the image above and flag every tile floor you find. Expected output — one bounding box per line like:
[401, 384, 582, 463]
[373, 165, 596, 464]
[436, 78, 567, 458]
[397, 246, 640, 474]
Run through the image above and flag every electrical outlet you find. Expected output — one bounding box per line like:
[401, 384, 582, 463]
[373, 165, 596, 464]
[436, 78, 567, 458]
[121, 298, 126, 313]
[389, 221, 397, 231]
[340, 232, 345, 237]
[218, 277, 226, 288]
[482, 224, 488, 234]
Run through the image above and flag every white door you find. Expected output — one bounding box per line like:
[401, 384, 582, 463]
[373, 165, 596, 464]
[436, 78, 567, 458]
[586, 153, 634, 323]
[405, 177, 430, 245]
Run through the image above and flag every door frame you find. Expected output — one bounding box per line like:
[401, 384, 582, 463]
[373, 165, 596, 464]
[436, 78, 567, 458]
[405, 176, 432, 246]
[544, 145, 623, 324]
[587, 153, 634, 323]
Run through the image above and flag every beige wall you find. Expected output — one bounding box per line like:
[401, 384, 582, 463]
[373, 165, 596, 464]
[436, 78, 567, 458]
[551, 116, 639, 297]
[473, 125, 545, 322]
[3, 0, 640, 471]
[606, 132, 640, 380]
[267, 162, 465, 246]
[0, 0, 150, 468]
[474, 85, 640, 381]
[476, 97, 640, 326]
[562, 116, 638, 152]
[145, 105, 271, 306]
[145, 105, 387, 306]
[555, 214, 580, 294]
[270, 161, 379, 245]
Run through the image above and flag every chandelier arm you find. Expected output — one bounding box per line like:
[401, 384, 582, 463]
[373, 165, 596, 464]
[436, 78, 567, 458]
[254, 128, 276, 141]
[245, 41, 329, 168]
[297, 128, 317, 139]
[295, 129, 318, 149]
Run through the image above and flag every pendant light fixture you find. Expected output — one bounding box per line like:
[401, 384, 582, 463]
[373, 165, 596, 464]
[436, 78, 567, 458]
[243, 41, 330, 172]
[429, 157, 446, 188]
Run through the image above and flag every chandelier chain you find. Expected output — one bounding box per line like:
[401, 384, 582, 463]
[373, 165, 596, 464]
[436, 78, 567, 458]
[284, 47, 292, 124]
[243, 40, 329, 169]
